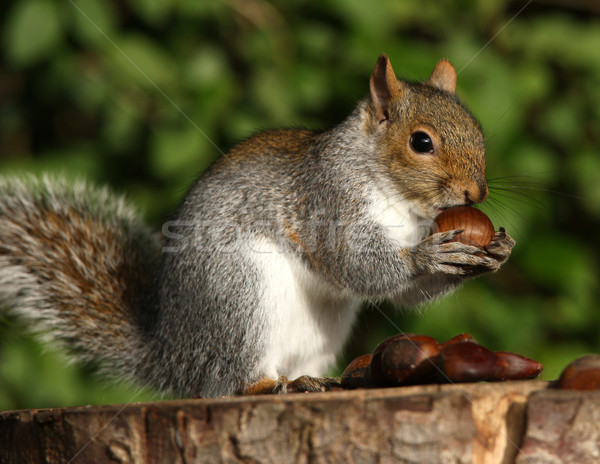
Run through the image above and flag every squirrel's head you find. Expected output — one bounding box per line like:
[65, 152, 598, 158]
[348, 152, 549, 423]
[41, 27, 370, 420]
[366, 54, 487, 219]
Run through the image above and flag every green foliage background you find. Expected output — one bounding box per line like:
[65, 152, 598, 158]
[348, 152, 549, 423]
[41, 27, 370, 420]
[1, 0, 599, 410]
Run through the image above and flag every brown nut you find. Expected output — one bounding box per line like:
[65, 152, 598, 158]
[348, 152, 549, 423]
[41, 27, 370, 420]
[437, 341, 498, 383]
[432, 206, 494, 248]
[492, 351, 543, 381]
[341, 353, 373, 389]
[555, 354, 600, 390]
[370, 334, 439, 386]
[380, 336, 440, 385]
[439, 333, 477, 349]
[369, 334, 414, 387]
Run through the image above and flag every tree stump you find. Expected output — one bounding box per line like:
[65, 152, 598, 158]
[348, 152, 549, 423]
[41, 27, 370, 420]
[1, 381, 599, 463]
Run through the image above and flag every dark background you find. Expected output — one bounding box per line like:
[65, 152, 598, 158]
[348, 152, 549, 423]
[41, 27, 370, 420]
[1, 0, 599, 409]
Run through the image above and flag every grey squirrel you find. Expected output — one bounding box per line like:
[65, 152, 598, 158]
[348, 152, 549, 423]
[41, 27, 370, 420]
[0, 55, 514, 398]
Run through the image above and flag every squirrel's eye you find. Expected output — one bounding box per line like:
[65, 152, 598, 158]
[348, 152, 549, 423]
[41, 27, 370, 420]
[410, 131, 434, 154]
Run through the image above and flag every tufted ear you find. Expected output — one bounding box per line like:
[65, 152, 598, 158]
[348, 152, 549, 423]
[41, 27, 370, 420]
[369, 54, 403, 123]
[428, 60, 457, 94]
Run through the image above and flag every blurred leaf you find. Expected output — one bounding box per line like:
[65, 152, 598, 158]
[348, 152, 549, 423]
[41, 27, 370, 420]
[330, 0, 393, 38]
[102, 104, 143, 154]
[0, 147, 105, 180]
[4, 0, 63, 66]
[182, 47, 233, 94]
[518, 234, 596, 298]
[150, 126, 215, 180]
[515, 63, 552, 105]
[463, 55, 524, 144]
[539, 99, 582, 148]
[251, 68, 296, 120]
[295, 22, 336, 56]
[293, 64, 329, 111]
[108, 34, 179, 90]
[69, 0, 116, 47]
[225, 109, 271, 141]
[129, 0, 175, 24]
[515, 15, 600, 71]
[173, 0, 219, 17]
[569, 150, 600, 217]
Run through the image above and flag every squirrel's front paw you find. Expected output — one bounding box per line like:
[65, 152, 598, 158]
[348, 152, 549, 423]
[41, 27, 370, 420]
[415, 230, 506, 276]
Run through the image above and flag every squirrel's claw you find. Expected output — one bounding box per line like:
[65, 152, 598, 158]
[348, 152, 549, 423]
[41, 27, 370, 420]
[242, 375, 342, 395]
[285, 375, 342, 393]
[429, 229, 464, 244]
[484, 228, 515, 264]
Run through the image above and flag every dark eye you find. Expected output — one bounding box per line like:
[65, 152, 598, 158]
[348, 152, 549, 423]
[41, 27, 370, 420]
[410, 131, 434, 154]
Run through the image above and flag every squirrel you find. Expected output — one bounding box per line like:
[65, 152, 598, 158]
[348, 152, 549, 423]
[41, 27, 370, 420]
[0, 55, 514, 398]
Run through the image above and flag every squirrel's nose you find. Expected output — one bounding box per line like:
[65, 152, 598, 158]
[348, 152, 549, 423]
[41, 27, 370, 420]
[464, 182, 488, 204]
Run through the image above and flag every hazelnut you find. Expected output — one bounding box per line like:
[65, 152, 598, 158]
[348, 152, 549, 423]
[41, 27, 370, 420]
[379, 335, 440, 385]
[432, 206, 494, 248]
[492, 351, 544, 381]
[556, 355, 600, 390]
[369, 334, 439, 386]
[340, 353, 373, 389]
[439, 333, 477, 349]
[437, 341, 498, 382]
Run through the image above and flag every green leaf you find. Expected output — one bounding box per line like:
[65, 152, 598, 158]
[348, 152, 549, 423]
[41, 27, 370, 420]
[129, 0, 175, 24]
[569, 150, 600, 217]
[69, 0, 116, 47]
[150, 126, 215, 180]
[518, 234, 597, 298]
[4, 0, 63, 66]
[108, 34, 178, 90]
[183, 47, 229, 88]
[540, 99, 582, 148]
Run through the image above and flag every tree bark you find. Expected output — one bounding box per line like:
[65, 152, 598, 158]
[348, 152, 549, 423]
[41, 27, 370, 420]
[1, 381, 598, 463]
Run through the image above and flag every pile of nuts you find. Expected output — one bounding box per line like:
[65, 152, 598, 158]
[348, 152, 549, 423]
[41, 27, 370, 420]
[341, 333, 544, 389]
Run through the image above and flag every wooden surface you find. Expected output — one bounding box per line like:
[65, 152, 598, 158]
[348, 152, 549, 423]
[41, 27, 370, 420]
[1, 381, 599, 464]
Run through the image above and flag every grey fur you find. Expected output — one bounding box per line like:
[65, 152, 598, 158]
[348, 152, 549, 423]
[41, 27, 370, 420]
[0, 176, 159, 382]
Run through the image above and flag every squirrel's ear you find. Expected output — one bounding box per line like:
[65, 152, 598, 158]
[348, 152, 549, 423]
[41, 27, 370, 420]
[428, 60, 457, 94]
[370, 54, 402, 123]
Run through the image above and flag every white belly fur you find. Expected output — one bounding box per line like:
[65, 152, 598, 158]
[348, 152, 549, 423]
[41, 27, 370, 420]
[246, 183, 426, 381]
[249, 238, 361, 379]
[368, 183, 429, 247]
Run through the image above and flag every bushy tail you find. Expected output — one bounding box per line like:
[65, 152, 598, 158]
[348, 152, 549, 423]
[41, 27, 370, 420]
[0, 176, 161, 382]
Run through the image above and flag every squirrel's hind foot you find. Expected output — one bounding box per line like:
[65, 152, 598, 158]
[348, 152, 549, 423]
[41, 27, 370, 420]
[241, 375, 342, 395]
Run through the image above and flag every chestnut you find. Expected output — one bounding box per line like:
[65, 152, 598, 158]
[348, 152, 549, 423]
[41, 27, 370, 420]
[436, 341, 498, 383]
[432, 206, 494, 248]
[369, 334, 439, 386]
[379, 335, 440, 385]
[439, 333, 477, 349]
[556, 355, 600, 391]
[340, 353, 373, 389]
[492, 351, 543, 381]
